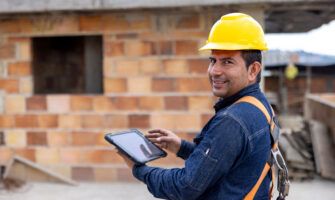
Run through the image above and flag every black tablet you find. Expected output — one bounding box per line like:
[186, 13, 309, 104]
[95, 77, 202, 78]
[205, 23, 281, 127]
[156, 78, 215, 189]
[104, 129, 167, 164]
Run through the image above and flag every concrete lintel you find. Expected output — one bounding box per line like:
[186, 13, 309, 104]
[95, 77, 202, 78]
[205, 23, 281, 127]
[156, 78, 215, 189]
[0, 0, 326, 14]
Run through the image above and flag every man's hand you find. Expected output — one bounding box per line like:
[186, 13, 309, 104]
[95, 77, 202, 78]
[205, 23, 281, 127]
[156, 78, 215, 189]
[117, 151, 134, 169]
[146, 129, 181, 154]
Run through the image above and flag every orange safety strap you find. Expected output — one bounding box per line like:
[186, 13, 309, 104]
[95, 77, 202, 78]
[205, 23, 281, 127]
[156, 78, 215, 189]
[235, 96, 277, 200]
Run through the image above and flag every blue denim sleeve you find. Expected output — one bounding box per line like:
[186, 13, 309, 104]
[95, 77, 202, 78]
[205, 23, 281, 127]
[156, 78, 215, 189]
[176, 140, 196, 160]
[132, 115, 247, 200]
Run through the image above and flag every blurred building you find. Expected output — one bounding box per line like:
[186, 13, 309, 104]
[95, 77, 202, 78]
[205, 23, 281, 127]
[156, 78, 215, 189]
[264, 50, 335, 114]
[0, 0, 334, 182]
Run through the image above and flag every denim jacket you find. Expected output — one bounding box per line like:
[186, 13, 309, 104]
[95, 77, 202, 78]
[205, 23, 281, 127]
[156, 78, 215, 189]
[133, 83, 272, 200]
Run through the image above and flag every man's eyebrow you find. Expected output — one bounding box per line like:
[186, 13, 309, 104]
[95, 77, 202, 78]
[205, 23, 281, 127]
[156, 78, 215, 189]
[219, 57, 235, 62]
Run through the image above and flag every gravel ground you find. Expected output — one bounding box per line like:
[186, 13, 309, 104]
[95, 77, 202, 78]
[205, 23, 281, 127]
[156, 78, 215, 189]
[0, 178, 334, 200]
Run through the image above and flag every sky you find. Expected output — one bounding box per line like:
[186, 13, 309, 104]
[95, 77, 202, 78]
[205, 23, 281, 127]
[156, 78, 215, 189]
[265, 19, 335, 56]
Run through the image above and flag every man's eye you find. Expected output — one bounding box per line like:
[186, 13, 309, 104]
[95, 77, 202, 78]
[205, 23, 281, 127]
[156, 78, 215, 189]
[222, 60, 232, 65]
[209, 58, 216, 64]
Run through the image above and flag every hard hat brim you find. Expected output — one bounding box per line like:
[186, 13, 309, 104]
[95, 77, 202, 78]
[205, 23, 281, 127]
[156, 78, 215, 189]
[199, 42, 268, 51]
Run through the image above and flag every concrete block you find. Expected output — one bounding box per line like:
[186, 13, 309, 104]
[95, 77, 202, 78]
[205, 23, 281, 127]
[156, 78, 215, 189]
[4, 156, 77, 185]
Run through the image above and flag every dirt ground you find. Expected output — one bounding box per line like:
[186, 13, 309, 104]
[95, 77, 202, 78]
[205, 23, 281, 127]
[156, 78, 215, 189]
[0, 178, 334, 200]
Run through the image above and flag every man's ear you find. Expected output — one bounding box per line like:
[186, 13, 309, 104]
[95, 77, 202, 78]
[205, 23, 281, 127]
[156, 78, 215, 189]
[247, 61, 261, 82]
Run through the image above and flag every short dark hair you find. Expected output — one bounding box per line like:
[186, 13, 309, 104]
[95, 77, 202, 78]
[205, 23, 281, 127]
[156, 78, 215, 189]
[241, 50, 262, 83]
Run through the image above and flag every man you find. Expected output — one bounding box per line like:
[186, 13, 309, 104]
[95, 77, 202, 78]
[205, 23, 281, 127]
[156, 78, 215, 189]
[119, 13, 273, 199]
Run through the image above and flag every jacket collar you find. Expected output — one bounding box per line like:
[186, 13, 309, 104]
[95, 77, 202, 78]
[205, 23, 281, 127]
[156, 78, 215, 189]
[213, 83, 260, 113]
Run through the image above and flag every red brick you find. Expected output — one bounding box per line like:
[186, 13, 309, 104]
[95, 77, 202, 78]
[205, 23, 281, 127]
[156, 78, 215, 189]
[79, 15, 102, 31]
[58, 115, 82, 129]
[14, 148, 36, 162]
[157, 41, 173, 55]
[93, 96, 116, 112]
[94, 167, 117, 182]
[175, 40, 199, 55]
[71, 131, 99, 146]
[27, 131, 47, 146]
[188, 96, 212, 110]
[104, 78, 127, 93]
[47, 131, 70, 147]
[111, 97, 138, 110]
[85, 149, 123, 164]
[127, 77, 151, 93]
[72, 167, 94, 182]
[139, 59, 162, 75]
[138, 96, 164, 110]
[164, 96, 188, 110]
[201, 114, 213, 126]
[188, 59, 209, 74]
[81, 115, 104, 128]
[175, 14, 200, 29]
[70, 96, 93, 111]
[104, 114, 128, 128]
[5, 95, 25, 113]
[129, 114, 150, 128]
[0, 115, 14, 128]
[35, 148, 60, 165]
[0, 148, 13, 165]
[116, 168, 137, 182]
[163, 59, 189, 75]
[0, 79, 19, 93]
[114, 60, 140, 76]
[124, 41, 153, 57]
[177, 77, 210, 92]
[15, 115, 38, 128]
[0, 43, 15, 59]
[37, 114, 58, 128]
[104, 41, 124, 57]
[152, 78, 176, 92]
[116, 33, 138, 39]
[103, 14, 151, 32]
[8, 62, 31, 76]
[60, 148, 82, 164]
[26, 96, 47, 111]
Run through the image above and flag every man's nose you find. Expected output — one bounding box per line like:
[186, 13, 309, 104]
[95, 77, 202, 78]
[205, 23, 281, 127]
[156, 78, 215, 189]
[209, 63, 223, 75]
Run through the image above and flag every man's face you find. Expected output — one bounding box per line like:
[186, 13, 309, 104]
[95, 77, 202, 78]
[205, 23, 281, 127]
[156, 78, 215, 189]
[208, 50, 250, 98]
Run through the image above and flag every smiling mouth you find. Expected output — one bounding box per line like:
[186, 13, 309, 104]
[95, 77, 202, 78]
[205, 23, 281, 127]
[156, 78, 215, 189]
[212, 79, 229, 86]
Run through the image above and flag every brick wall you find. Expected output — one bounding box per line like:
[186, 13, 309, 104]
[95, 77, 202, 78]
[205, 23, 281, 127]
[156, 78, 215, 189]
[0, 10, 226, 181]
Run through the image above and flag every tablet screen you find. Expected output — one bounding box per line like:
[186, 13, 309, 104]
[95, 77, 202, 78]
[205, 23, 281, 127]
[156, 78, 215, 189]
[105, 130, 166, 164]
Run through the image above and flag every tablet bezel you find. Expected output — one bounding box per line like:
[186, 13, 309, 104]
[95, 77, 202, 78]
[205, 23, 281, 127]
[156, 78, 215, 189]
[104, 129, 167, 164]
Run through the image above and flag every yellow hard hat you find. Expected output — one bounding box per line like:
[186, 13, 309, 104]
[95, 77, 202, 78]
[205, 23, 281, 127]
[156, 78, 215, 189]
[200, 13, 268, 51]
